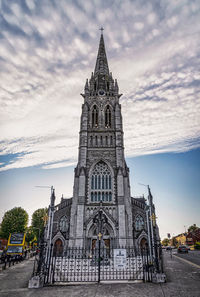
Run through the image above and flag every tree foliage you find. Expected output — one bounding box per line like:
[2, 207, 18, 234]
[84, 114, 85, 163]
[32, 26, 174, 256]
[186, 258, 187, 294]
[31, 208, 48, 239]
[161, 238, 170, 246]
[25, 226, 36, 244]
[188, 224, 199, 233]
[194, 242, 200, 250]
[0, 207, 28, 239]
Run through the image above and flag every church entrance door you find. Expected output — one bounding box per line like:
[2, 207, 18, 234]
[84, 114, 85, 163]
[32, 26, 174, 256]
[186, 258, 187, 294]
[140, 238, 147, 249]
[53, 239, 63, 256]
[91, 238, 110, 251]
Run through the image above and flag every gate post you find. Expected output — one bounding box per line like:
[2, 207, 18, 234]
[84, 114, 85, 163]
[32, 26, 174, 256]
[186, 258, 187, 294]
[47, 243, 53, 284]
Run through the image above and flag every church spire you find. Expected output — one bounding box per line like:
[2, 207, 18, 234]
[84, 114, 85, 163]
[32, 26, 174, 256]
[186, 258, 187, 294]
[94, 29, 109, 76]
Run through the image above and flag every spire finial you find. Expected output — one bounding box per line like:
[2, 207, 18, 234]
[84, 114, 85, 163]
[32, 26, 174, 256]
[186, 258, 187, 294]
[99, 27, 104, 34]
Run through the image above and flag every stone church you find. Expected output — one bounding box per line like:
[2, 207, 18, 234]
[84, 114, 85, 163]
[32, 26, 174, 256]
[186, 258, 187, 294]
[51, 32, 158, 253]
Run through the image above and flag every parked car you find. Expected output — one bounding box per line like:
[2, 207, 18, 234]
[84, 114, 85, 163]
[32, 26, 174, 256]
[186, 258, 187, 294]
[177, 245, 188, 253]
[166, 246, 172, 250]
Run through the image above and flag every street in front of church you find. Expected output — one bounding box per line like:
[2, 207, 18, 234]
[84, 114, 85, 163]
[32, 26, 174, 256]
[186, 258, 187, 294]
[0, 251, 199, 297]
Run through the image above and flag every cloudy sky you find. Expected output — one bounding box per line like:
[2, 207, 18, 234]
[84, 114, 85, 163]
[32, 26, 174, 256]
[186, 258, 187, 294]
[0, 0, 200, 239]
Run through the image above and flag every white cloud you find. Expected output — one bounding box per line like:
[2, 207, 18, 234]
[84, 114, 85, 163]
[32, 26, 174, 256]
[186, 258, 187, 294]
[147, 13, 157, 25]
[42, 161, 76, 170]
[134, 22, 144, 31]
[25, 0, 35, 11]
[0, 0, 200, 171]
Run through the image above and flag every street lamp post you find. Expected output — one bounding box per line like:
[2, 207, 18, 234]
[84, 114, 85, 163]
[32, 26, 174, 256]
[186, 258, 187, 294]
[184, 225, 187, 234]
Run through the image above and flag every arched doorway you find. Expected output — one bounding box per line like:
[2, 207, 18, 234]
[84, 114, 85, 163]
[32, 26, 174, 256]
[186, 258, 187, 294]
[88, 221, 114, 251]
[53, 239, 63, 256]
[140, 237, 147, 249]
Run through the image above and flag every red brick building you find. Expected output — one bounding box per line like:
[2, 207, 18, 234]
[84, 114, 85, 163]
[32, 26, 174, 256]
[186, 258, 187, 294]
[186, 228, 200, 246]
[0, 238, 8, 250]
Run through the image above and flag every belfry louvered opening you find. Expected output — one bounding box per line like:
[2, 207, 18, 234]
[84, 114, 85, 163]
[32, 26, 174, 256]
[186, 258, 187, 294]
[92, 105, 98, 127]
[105, 105, 111, 128]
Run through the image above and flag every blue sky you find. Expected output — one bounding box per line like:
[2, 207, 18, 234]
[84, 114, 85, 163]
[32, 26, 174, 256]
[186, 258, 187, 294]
[0, 0, 200, 239]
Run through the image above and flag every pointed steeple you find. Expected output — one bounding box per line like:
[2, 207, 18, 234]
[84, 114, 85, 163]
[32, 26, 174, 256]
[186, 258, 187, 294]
[83, 29, 120, 97]
[84, 79, 89, 94]
[148, 185, 153, 206]
[94, 31, 109, 76]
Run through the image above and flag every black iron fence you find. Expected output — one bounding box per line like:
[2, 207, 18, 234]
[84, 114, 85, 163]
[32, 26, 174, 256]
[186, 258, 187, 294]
[43, 246, 157, 284]
[0, 250, 36, 271]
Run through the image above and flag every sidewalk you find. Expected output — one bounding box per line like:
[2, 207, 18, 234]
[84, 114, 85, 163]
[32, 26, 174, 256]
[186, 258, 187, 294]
[161, 250, 200, 297]
[0, 251, 199, 297]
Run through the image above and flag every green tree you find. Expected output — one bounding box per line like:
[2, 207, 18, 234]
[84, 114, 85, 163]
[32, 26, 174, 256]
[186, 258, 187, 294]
[25, 226, 36, 245]
[31, 208, 48, 240]
[194, 242, 200, 250]
[188, 224, 199, 233]
[0, 207, 28, 239]
[161, 238, 170, 246]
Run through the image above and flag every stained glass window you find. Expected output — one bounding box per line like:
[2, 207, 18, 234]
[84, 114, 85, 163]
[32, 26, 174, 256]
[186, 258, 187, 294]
[59, 216, 68, 232]
[90, 161, 112, 202]
[135, 215, 145, 231]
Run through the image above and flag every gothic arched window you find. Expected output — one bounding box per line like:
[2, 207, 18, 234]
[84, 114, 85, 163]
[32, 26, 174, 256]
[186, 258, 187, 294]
[59, 216, 68, 232]
[90, 136, 93, 146]
[90, 161, 112, 202]
[92, 105, 98, 127]
[107, 82, 110, 91]
[135, 215, 145, 231]
[105, 105, 111, 128]
[110, 136, 113, 146]
[105, 136, 108, 145]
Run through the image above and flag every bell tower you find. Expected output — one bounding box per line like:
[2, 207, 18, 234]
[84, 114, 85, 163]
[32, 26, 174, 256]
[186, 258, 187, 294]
[69, 30, 133, 248]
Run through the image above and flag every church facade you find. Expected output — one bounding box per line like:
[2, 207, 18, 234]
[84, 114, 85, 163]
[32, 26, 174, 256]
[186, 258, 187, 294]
[51, 32, 158, 253]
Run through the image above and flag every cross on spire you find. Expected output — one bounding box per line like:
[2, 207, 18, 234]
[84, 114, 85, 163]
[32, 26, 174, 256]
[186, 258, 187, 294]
[99, 27, 104, 34]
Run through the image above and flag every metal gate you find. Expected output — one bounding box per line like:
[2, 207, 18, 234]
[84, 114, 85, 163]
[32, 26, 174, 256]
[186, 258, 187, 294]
[44, 246, 154, 284]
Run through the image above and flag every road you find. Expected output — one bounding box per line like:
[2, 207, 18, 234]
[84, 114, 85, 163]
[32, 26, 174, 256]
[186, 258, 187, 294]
[174, 250, 200, 267]
[0, 251, 199, 297]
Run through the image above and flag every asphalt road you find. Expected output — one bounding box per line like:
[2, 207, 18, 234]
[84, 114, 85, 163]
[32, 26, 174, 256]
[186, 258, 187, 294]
[173, 250, 200, 267]
[0, 251, 199, 297]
